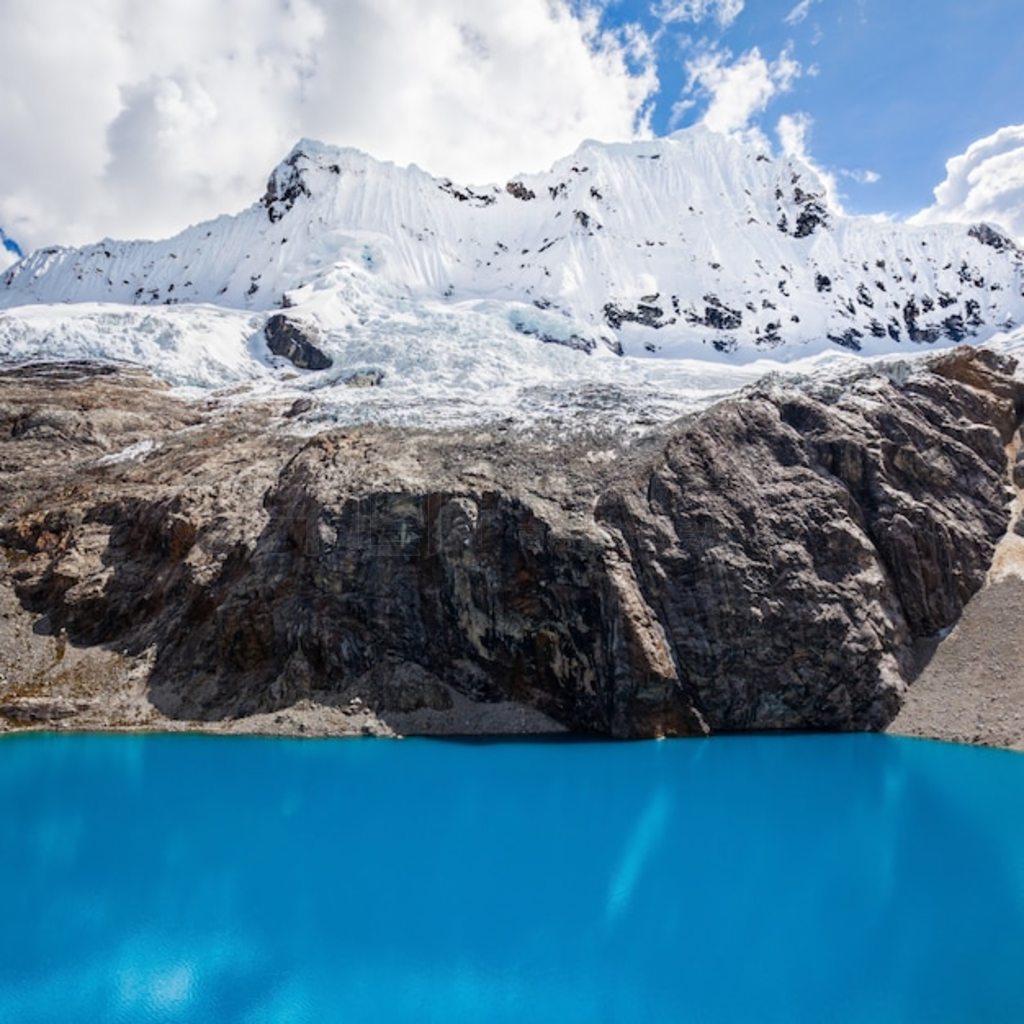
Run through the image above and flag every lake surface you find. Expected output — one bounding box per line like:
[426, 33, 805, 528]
[1, 733, 1022, 1023]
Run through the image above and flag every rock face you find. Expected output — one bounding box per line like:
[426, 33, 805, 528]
[264, 314, 333, 370]
[598, 348, 1021, 732]
[1, 349, 1021, 738]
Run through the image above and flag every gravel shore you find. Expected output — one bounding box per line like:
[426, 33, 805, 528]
[890, 576, 1024, 751]
[890, 435, 1024, 752]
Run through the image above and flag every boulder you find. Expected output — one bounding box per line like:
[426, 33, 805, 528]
[264, 314, 332, 370]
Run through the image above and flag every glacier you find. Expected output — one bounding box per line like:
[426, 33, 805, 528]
[2, 126, 1023, 428]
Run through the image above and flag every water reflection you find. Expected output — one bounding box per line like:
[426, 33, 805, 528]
[0, 733, 1021, 1022]
[606, 788, 672, 925]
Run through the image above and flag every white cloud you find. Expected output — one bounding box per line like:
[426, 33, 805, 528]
[0, 0, 657, 251]
[668, 98, 698, 128]
[685, 46, 801, 135]
[652, 0, 744, 28]
[776, 111, 813, 161]
[910, 124, 1024, 242]
[783, 0, 818, 25]
[843, 168, 880, 184]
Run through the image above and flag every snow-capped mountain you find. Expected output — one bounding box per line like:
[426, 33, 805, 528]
[1, 127, 1023, 425]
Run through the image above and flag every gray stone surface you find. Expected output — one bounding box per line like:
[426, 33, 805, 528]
[264, 313, 332, 370]
[0, 348, 1021, 740]
[892, 577, 1024, 751]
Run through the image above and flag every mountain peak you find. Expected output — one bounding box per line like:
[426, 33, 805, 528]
[2, 128, 1023, 382]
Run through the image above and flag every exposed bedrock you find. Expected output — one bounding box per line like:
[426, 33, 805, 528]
[1, 348, 1021, 737]
[264, 313, 333, 370]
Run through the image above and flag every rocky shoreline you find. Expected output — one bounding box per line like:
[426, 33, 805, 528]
[1, 349, 1022, 747]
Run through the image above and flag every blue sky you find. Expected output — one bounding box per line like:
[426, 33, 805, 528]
[599, 0, 1023, 217]
[1, 0, 1021, 251]
[0, 229, 23, 259]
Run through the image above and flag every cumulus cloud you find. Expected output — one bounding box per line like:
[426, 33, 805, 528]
[0, 0, 657, 250]
[911, 124, 1024, 242]
[684, 46, 801, 135]
[652, 0, 744, 28]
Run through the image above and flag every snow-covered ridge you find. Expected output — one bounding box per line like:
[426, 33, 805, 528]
[1, 126, 1023, 422]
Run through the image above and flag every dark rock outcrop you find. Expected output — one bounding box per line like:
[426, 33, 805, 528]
[776, 179, 829, 238]
[1, 349, 1021, 738]
[284, 397, 315, 418]
[793, 189, 829, 238]
[264, 314, 333, 370]
[511, 318, 599, 354]
[686, 294, 743, 331]
[597, 354, 1020, 731]
[604, 300, 675, 331]
[968, 223, 1020, 254]
[505, 181, 536, 201]
[827, 328, 863, 351]
[438, 180, 497, 207]
[262, 150, 312, 223]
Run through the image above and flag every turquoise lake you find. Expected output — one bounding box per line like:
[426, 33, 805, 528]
[1, 733, 1022, 1022]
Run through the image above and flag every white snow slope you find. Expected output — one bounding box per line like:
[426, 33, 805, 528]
[2, 126, 1023, 427]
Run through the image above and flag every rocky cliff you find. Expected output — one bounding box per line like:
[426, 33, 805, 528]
[1, 348, 1021, 738]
